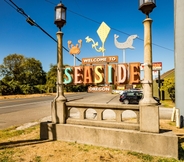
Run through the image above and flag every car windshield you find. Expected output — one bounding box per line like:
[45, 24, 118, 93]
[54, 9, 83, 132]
[123, 91, 143, 95]
[136, 92, 143, 97]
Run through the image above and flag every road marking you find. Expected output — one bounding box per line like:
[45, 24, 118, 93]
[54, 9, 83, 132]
[0, 96, 54, 104]
[0, 101, 51, 109]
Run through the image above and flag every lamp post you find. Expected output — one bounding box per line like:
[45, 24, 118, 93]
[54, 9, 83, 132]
[138, 0, 159, 133]
[52, 2, 67, 124]
[139, 0, 156, 18]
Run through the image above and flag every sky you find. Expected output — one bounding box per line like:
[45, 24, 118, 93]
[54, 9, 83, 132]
[0, 0, 174, 77]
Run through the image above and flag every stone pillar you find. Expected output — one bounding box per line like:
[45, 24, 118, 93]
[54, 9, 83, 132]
[51, 31, 67, 124]
[139, 18, 159, 133]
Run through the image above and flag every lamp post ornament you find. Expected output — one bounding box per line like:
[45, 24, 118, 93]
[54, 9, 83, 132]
[85, 21, 110, 57]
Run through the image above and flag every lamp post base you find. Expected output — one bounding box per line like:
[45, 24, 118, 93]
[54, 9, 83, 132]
[139, 97, 158, 106]
[51, 96, 67, 124]
[140, 104, 159, 133]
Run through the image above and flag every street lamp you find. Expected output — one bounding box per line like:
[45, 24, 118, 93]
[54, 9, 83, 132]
[52, 2, 67, 124]
[54, 2, 66, 30]
[139, 0, 156, 18]
[138, 0, 159, 133]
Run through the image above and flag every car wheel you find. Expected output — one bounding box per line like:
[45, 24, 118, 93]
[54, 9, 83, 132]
[123, 99, 129, 104]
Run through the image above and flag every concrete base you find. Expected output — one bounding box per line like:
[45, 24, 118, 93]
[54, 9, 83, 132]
[40, 122, 178, 159]
[51, 99, 67, 124]
[140, 105, 160, 133]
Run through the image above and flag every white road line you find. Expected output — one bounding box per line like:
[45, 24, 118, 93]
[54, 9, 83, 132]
[0, 101, 51, 109]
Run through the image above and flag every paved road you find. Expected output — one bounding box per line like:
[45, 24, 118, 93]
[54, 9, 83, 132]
[0, 93, 173, 129]
[0, 93, 92, 129]
[0, 93, 91, 114]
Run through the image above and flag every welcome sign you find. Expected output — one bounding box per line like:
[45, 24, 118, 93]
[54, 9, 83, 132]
[63, 56, 140, 86]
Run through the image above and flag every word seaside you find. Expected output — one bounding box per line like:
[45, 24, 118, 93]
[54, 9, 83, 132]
[64, 56, 140, 85]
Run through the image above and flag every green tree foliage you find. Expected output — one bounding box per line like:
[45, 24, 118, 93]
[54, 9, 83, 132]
[46, 64, 57, 93]
[0, 54, 46, 95]
[0, 54, 24, 83]
[64, 84, 88, 92]
[161, 77, 175, 102]
[0, 80, 21, 95]
[0, 54, 89, 95]
[21, 57, 46, 85]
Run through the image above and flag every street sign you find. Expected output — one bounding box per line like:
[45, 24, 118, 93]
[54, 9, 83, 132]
[140, 62, 162, 71]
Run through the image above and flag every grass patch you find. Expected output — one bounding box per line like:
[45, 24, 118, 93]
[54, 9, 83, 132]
[33, 155, 42, 162]
[0, 124, 181, 162]
[127, 151, 154, 161]
[0, 125, 38, 141]
[169, 121, 177, 127]
[127, 151, 180, 162]
[0, 127, 25, 140]
[161, 100, 175, 108]
[0, 149, 15, 162]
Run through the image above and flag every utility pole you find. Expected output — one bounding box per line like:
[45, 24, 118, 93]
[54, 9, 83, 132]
[174, 0, 184, 127]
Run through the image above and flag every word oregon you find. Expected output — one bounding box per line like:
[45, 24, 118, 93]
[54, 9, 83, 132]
[64, 62, 140, 85]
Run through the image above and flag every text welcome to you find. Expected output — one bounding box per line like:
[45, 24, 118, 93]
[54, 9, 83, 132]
[63, 56, 141, 86]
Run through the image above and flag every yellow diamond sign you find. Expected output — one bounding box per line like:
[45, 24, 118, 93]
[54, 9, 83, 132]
[97, 22, 111, 44]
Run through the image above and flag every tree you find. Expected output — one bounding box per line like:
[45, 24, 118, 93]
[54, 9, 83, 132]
[0, 54, 25, 83]
[21, 57, 46, 85]
[0, 54, 46, 94]
[161, 77, 175, 102]
[46, 64, 57, 93]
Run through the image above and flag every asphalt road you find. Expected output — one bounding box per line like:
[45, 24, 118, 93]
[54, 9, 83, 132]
[0, 92, 173, 129]
[0, 93, 93, 129]
[0, 93, 91, 114]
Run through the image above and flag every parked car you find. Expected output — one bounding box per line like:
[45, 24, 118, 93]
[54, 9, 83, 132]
[119, 88, 141, 95]
[119, 90, 125, 95]
[119, 90, 160, 105]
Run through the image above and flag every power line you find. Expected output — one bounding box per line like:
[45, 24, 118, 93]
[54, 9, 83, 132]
[4, 0, 82, 63]
[45, 0, 56, 5]
[68, 10, 174, 52]
[4, 0, 18, 12]
[45, 0, 174, 52]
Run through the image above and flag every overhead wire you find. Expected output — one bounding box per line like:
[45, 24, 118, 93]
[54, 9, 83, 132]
[4, 0, 174, 65]
[4, 0, 82, 62]
[45, 0, 174, 52]
[4, 0, 20, 13]
[45, 0, 56, 5]
[68, 10, 174, 52]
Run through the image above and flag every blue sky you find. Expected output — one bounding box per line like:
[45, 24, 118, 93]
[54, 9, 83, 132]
[0, 0, 174, 76]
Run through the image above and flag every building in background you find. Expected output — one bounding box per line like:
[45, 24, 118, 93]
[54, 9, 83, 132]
[153, 69, 174, 100]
